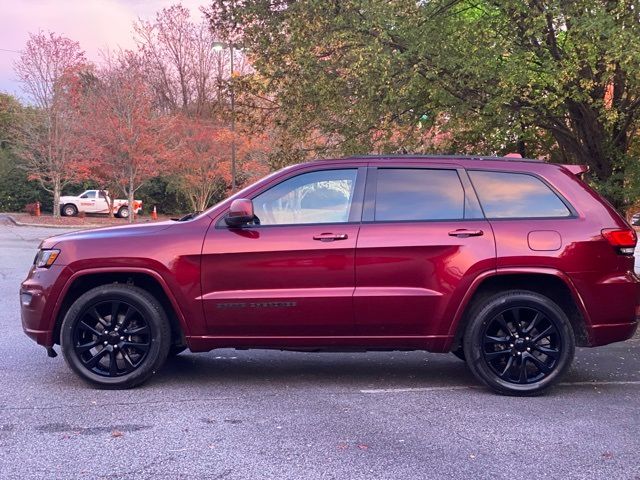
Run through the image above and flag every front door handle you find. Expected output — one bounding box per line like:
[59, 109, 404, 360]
[313, 233, 349, 242]
[448, 229, 484, 238]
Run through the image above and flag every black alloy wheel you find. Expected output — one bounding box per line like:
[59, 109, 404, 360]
[72, 300, 151, 377]
[61, 284, 170, 388]
[463, 290, 575, 396]
[481, 306, 561, 384]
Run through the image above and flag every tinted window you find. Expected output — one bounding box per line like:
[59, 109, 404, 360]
[80, 191, 96, 199]
[469, 170, 571, 218]
[374, 169, 464, 221]
[253, 169, 357, 225]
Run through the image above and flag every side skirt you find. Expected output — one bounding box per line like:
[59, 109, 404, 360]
[185, 335, 452, 353]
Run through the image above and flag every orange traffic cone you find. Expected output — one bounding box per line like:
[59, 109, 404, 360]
[151, 205, 158, 220]
[35, 201, 41, 217]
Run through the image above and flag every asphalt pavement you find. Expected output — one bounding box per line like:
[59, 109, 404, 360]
[0, 221, 639, 479]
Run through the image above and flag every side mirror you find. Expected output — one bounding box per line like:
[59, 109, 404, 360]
[225, 198, 255, 227]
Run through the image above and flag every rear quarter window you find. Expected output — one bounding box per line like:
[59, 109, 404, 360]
[468, 170, 571, 218]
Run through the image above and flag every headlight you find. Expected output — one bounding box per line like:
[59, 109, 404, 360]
[34, 249, 60, 268]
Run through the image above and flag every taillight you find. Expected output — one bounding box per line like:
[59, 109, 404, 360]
[602, 228, 637, 255]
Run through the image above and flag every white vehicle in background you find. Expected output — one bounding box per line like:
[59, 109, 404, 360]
[59, 190, 142, 219]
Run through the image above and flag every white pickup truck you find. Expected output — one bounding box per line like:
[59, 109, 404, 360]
[59, 190, 142, 218]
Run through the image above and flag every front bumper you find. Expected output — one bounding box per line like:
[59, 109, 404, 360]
[20, 264, 71, 347]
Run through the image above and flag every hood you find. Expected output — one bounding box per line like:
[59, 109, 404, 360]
[41, 221, 176, 249]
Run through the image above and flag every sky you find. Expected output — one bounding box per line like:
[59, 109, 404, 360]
[0, 0, 206, 98]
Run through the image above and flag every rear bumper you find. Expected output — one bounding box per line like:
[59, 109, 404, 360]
[587, 321, 638, 347]
[569, 270, 640, 346]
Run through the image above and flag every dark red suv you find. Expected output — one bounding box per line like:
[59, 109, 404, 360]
[20, 155, 639, 395]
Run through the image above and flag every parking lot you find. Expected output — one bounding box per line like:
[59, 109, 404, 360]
[1, 221, 639, 479]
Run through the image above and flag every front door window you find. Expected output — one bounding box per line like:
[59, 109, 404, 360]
[252, 169, 358, 225]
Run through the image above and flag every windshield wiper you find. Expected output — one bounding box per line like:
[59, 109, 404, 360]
[173, 211, 202, 222]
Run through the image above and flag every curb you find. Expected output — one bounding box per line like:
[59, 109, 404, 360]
[0, 214, 104, 229]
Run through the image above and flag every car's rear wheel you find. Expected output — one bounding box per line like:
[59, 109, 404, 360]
[62, 204, 78, 217]
[463, 290, 575, 396]
[117, 206, 129, 219]
[60, 284, 170, 389]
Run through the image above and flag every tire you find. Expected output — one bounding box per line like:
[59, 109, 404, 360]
[463, 290, 575, 396]
[117, 206, 129, 219]
[60, 284, 171, 389]
[62, 204, 78, 217]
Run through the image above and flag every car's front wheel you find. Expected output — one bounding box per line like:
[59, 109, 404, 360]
[463, 290, 575, 396]
[60, 284, 170, 388]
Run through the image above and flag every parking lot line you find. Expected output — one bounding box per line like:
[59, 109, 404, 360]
[360, 380, 640, 394]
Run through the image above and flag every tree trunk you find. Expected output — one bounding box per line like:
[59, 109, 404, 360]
[52, 179, 61, 218]
[548, 101, 628, 212]
[128, 176, 135, 224]
[108, 195, 115, 218]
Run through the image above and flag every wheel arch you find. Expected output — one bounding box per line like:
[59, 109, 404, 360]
[52, 268, 189, 348]
[450, 269, 590, 349]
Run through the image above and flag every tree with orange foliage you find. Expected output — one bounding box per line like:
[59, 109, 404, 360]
[79, 52, 172, 223]
[169, 115, 271, 212]
[170, 116, 233, 212]
[14, 32, 88, 217]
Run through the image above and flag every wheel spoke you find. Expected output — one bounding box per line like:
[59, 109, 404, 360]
[499, 356, 514, 379]
[484, 350, 511, 360]
[89, 307, 108, 327]
[108, 350, 118, 376]
[110, 301, 121, 326]
[533, 345, 560, 359]
[123, 341, 149, 353]
[484, 335, 510, 345]
[527, 353, 551, 374]
[517, 357, 528, 383]
[524, 313, 541, 334]
[511, 308, 522, 332]
[78, 320, 102, 337]
[119, 306, 134, 330]
[84, 347, 109, 368]
[76, 340, 99, 353]
[124, 325, 150, 336]
[121, 350, 138, 372]
[532, 326, 554, 343]
[495, 314, 513, 336]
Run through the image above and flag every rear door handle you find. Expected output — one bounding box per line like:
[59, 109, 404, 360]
[448, 229, 484, 238]
[313, 233, 349, 242]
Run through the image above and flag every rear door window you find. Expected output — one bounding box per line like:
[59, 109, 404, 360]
[468, 170, 571, 218]
[374, 168, 465, 221]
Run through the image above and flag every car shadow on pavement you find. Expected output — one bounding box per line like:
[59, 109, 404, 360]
[154, 350, 477, 390]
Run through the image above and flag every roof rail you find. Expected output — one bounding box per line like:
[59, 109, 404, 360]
[343, 154, 544, 163]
